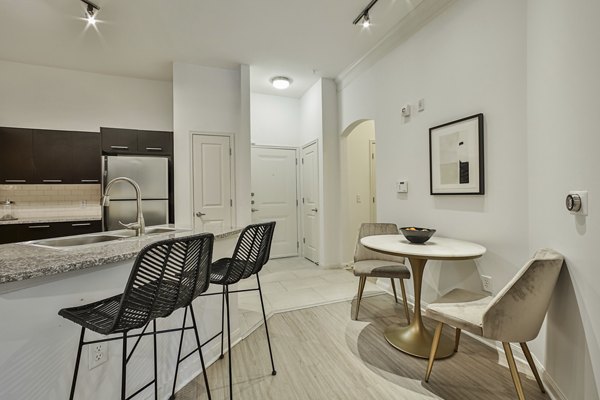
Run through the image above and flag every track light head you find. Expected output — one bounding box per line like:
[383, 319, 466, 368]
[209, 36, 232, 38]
[81, 0, 100, 25]
[352, 0, 379, 27]
[362, 13, 371, 28]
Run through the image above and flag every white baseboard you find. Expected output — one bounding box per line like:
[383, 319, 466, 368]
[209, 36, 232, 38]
[375, 279, 568, 400]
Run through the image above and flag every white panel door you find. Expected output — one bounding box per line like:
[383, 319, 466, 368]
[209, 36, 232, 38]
[251, 146, 298, 258]
[301, 141, 319, 264]
[192, 134, 233, 232]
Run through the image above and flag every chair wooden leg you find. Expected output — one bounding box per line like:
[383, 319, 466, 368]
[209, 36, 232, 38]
[521, 342, 545, 393]
[354, 276, 367, 320]
[425, 322, 444, 382]
[390, 278, 398, 303]
[503, 342, 526, 400]
[398, 278, 410, 325]
[454, 328, 461, 352]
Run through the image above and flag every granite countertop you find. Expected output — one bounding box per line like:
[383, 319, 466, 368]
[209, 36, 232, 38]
[0, 215, 102, 225]
[0, 225, 243, 284]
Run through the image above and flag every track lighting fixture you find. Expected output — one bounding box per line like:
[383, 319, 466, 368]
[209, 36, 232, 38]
[81, 0, 100, 25]
[270, 76, 292, 90]
[353, 0, 379, 27]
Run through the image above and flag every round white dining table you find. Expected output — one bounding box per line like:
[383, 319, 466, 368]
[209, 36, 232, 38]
[360, 234, 486, 359]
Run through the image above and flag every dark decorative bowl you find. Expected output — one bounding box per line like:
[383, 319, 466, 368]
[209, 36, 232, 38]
[400, 227, 436, 244]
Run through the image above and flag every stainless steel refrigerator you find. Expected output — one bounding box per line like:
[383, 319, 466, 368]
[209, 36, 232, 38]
[102, 156, 169, 231]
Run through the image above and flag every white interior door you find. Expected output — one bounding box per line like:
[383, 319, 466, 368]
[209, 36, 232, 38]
[251, 146, 299, 258]
[369, 140, 377, 222]
[301, 141, 319, 264]
[192, 134, 233, 232]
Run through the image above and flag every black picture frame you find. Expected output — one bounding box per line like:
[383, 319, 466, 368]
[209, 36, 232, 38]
[429, 113, 484, 195]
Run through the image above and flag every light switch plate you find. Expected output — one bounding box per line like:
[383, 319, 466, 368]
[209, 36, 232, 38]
[396, 181, 408, 193]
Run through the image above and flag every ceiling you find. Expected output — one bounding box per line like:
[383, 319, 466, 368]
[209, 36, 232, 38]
[0, 0, 436, 97]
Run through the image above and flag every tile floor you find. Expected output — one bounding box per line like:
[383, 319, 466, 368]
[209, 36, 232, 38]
[236, 257, 386, 338]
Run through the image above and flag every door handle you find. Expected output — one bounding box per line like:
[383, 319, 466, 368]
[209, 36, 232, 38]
[196, 212, 206, 217]
[311, 208, 318, 212]
[251, 208, 259, 212]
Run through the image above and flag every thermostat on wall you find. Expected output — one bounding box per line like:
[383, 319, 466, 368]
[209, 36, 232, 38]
[396, 181, 408, 193]
[566, 190, 588, 216]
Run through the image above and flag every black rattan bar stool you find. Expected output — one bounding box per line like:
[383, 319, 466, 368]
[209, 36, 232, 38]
[205, 222, 277, 399]
[59, 233, 214, 400]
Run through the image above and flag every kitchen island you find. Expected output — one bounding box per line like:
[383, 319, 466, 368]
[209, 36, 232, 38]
[0, 226, 242, 400]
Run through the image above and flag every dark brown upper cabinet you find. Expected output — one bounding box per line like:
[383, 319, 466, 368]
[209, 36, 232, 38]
[33, 130, 73, 184]
[0, 128, 101, 184]
[72, 132, 101, 184]
[101, 128, 140, 154]
[101, 127, 173, 156]
[138, 130, 173, 155]
[0, 127, 35, 184]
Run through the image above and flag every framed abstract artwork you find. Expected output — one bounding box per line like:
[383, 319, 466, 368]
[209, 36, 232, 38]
[429, 114, 484, 195]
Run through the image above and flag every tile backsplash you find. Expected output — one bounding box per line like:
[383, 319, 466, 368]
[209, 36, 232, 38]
[0, 184, 101, 205]
[0, 184, 101, 220]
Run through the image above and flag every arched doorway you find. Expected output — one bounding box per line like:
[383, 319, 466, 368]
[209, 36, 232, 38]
[340, 119, 377, 264]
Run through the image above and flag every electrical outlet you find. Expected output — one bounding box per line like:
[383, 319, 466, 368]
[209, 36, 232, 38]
[89, 342, 108, 370]
[481, 275, 493, 292]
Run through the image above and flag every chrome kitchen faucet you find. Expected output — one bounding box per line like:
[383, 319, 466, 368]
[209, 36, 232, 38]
[102, 177, 146, 236]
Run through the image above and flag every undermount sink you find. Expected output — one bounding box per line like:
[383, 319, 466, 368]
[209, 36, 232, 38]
[144, 227, 177, 235]
[30, 235, 126, 247]
[115, 227, 178, 237]
[27, 227, 179, 248]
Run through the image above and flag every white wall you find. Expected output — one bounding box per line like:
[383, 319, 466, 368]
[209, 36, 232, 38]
[173, 63, 251, 228]
[320, 78, 341, 266]
[339, 0, 529, 300]
[0, 60, 172, 132]
[341, 120, 375, 264]
[300, 81, 323, 146]
[250, 93, 301, 147]
[527, 0, 600, 398]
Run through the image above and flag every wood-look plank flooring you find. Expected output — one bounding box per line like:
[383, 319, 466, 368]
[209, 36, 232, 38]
[177, 294, 549, 400]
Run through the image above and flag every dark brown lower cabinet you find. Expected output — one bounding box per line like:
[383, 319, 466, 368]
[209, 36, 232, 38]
[0, 225, 19, 245]
[0, 220, 102, 244]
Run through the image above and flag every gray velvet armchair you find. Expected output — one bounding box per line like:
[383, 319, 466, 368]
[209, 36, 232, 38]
[423, 249, 564, 400]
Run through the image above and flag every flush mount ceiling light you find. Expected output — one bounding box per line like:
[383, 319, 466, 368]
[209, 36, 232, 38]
[270, 76, 292, 90]
[81, 0, 100, 25]
[353, 0, 379, 27]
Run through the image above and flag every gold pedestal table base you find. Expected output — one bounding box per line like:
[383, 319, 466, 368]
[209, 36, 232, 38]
[384, 322, 454, 359]
[360, 236, 486, 360]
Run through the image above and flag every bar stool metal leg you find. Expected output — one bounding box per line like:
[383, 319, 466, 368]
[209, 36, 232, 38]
[220, 285, 226, 360]
[189, 303, 212, 400]
[122, 331, 127, 400]
[225, 285, 233, 399]
[68, 327, 86, 400]
[171, 307, 188, 399]
[153, 320, 158, 400]
[257, 274, 276, 375]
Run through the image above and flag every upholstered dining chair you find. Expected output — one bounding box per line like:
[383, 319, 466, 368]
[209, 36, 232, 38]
[423, 249, 564, 400]
[353, 223, 411, 322]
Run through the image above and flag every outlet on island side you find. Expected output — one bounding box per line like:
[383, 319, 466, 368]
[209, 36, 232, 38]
[89, 342, 108, 370]
[481, 275, 493, 293]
